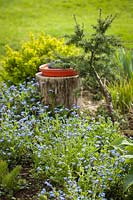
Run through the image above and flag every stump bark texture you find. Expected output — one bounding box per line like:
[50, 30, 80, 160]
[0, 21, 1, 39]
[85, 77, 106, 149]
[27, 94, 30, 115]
[36, 72, 80, 108]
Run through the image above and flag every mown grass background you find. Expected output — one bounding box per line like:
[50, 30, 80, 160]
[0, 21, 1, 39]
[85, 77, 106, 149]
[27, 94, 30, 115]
[0, 0, 133, 59]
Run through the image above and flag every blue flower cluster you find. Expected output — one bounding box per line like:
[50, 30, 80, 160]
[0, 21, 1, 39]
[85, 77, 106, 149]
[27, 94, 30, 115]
[0, 80, 127, 199]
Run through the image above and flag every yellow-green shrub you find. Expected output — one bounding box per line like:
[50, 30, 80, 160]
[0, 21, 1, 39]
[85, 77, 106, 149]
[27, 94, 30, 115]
[1, 33, 79, 84]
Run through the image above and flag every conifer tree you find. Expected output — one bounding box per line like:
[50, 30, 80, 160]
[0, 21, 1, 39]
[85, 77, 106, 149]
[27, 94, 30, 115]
[66, 10, 121, 123]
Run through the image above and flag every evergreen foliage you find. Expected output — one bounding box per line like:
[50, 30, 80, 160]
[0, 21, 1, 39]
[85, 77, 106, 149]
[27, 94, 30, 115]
[65, 9, 122, 122]
[66, 9, 121, 83]
[0, 160, 21, 195]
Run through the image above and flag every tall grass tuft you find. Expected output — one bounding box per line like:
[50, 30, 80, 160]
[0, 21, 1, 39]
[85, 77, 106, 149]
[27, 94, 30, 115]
[109, 48, 133, 114]
[109, 78, 133, 113]
[116, 48, 133, 81]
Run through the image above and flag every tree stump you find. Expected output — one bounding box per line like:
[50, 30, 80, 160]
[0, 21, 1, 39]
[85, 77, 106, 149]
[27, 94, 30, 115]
[36, 72, 80, 109]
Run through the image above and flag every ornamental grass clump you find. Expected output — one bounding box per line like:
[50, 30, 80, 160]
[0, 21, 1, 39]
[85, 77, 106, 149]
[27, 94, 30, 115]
[109, 78, 133, 113]
[116, 48, 133, 81]
[109, 48, 133, 114]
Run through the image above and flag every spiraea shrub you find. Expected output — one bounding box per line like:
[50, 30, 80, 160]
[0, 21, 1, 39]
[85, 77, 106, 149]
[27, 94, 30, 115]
[1, 33, 79, 85]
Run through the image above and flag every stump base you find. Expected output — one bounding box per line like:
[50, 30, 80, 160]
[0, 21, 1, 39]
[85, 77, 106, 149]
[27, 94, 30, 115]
[36, 72, 80, 109]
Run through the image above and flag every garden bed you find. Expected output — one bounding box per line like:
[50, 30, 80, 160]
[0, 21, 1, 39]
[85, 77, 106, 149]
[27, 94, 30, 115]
[0, 80, 131, 200]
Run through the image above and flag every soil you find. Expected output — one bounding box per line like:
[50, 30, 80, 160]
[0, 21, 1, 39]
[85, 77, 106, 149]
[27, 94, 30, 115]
[123, 108, 133, 137]
[128, 109, 133, 130]
[79, 90, 104, 113]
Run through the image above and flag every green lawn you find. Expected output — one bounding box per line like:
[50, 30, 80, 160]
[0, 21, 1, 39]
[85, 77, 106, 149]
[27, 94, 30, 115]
[0, 0, 133, 58]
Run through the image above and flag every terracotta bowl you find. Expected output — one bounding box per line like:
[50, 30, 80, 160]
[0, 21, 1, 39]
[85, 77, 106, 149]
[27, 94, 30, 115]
[39, 64, 78, 77]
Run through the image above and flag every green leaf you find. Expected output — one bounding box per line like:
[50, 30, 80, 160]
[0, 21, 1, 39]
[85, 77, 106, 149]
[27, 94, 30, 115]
[126, 146, 133, 154]
[123, 170, 133, 192]
[121, 140, 133, 146]
[123, 155, 133, 159]
[111, 138, 124, 146]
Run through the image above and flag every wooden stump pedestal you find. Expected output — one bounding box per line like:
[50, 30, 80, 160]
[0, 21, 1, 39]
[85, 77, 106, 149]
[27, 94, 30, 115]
[36, 72, 80, 108]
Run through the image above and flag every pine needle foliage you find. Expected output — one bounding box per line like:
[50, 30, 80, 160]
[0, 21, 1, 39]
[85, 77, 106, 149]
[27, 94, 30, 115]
[65, 9, 122, 122]
[0, 160, 22, 194]
[66, 9, 121, 80]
